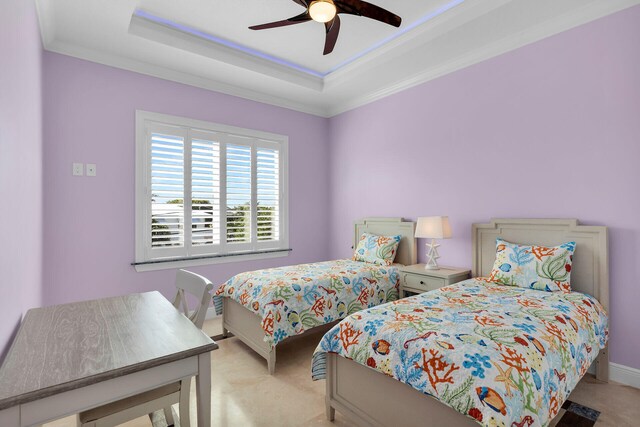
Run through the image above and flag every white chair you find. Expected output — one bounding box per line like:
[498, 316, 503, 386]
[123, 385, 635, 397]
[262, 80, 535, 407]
[79, 269, 214, 427]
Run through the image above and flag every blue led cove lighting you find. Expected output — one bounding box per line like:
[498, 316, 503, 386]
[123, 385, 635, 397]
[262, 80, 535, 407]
[134, 0, 465, 79]
[326, 0, 465, 74]
[134, 9, 325, 78]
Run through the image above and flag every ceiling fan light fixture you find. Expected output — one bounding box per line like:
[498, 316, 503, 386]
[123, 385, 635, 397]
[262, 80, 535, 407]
[309, 0, 337, 23]
[249, 0, 402, 55]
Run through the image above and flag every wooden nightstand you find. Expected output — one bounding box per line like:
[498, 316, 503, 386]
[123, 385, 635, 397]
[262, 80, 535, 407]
[399, 265, 471, 298]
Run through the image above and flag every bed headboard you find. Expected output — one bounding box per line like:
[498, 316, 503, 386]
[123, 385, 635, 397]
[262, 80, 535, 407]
[472, 219, 609, 310]
[354, 218, 417, 266]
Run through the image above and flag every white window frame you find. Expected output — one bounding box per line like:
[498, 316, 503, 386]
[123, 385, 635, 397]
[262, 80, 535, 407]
[135, 111, 289, 272]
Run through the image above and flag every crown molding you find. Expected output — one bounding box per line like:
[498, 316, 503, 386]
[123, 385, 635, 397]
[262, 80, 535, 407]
[324, 0, 510, 88]
[34, 0, 55, 47]
[37, 0, 640, 119]
[325, 0, 640, 117]
[129, 13, 325, 92]
[128, 0, 477, 91]
[42, 39, 332, 117]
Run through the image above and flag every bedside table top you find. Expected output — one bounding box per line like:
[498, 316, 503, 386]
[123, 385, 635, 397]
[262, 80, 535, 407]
[400, 264, 471, 279]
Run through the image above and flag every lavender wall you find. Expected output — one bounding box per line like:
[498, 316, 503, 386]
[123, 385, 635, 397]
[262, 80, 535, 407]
[42, 53, 330, 306]
[0, 0, 43, 360]
[38, 6, 640, 370]
[328, 6, 640, 369]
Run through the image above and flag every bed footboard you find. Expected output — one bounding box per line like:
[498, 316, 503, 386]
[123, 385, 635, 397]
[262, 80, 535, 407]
[222, 297, 276, 374]
[325, 353, 476, 427]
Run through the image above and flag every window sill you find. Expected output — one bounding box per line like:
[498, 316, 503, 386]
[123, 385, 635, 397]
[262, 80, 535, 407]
[134, 250, 291, 272]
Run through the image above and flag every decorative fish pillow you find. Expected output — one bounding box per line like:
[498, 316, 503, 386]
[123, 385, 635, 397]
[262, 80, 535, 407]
[353, 232, 401, 266]
[487, 238, 575, 292]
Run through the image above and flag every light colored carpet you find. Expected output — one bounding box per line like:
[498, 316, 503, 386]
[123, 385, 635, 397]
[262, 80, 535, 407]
[46, 317, 640, 427]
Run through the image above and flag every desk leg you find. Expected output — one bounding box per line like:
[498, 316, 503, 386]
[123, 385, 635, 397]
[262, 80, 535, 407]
[196, 352, 212, 427]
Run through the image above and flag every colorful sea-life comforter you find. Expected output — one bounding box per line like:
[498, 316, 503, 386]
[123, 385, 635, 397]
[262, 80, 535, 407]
[312, 278, 608, 427]
[214, 259, 400, 348]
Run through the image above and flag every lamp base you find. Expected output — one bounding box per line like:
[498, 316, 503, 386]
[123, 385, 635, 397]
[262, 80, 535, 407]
[424, 239, 441, 270]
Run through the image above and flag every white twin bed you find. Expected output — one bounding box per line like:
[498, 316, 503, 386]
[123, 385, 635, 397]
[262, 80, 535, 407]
[214, 217, 609, 427]
[215, 217, 417, 374]
[316, 218, 609, 427]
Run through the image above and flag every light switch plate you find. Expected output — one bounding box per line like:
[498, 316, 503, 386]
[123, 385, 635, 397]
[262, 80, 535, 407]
[73, 163, 83, 176]
[87, 164, 97, 176]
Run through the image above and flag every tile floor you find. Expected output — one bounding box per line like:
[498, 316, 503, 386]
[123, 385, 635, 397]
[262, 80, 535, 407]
[46, 317, 640, 427]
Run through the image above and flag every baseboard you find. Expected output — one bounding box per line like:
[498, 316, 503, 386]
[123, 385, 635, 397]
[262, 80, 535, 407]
[609, 362, 640, 389]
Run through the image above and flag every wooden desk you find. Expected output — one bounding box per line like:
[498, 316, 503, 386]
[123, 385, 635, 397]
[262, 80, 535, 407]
[0, 291, 218, 426]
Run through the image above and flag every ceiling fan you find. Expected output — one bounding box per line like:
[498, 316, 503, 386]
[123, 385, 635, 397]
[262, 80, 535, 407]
[249, 0, 402, 55]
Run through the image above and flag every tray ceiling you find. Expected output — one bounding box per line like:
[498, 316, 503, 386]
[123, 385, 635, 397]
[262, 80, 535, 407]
[37, 0, 639, 117]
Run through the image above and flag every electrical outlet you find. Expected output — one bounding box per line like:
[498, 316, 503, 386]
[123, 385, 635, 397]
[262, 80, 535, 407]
[87, 164, 97, 176]
[73, 163, 84, 176]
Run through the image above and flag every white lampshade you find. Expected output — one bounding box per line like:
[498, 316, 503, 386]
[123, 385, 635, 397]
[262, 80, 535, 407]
[415, 216, 452, 239]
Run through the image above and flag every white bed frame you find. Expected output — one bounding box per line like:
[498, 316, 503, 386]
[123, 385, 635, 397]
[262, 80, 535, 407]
[324, 218, 609, 427]
[221, 217, 417, 374]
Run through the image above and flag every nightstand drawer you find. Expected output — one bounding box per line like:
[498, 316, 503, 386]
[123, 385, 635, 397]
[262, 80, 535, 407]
[402, 273, 445, 292]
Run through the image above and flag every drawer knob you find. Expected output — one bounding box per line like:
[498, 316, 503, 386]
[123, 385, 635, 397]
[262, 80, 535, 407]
[420, 281, 425, 285]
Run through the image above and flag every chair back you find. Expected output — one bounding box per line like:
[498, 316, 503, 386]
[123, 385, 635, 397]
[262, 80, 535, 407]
[173, 269, 214, 329]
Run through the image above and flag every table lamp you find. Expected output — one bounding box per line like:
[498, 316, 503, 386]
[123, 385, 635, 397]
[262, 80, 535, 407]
[415, 216, 452, 270]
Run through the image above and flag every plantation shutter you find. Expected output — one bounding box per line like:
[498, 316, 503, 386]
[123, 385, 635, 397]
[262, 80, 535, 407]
[256, 143, 280, 244]
[190, 131, 221, 251]
[137, 112, 288, 266]
[149, 126, 187, 258]
[226, 143, 252, 247]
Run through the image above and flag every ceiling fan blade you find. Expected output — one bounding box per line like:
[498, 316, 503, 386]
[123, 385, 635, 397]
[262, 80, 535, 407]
[291, 0, 309, 7]
[323, 15, 341, 55]
[336, 0, 402, 27]
[249, 11, 311, 30]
